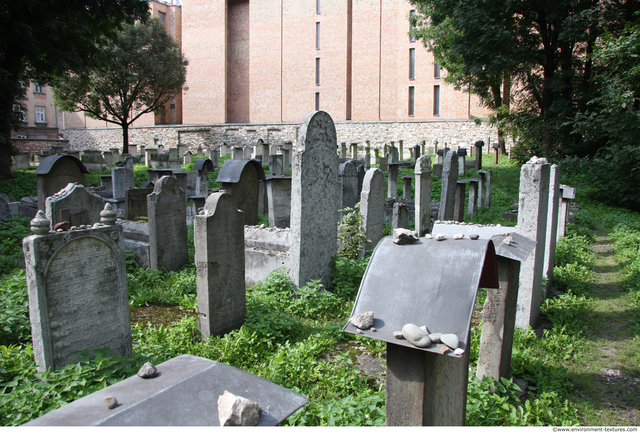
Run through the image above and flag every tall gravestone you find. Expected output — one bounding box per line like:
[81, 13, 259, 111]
[414, 155, 432, 236]
[22, 206, 131, 372]
[216, 160, 265, 226]
[516, 157, 550, 328]
[111, 158, 135, 200]
[194, 192, 245, 338]
[45, 183, 105, 227]
[125, 187, 154, 221]
[438, 150, 459, 221]
[147, 176, 188, 272]
[360, 168, 385, 251]
[543, 164, 561, 296]
[290, 111, 339, 288]
[339, 160, 359, 214]
[392, 202, 408, 229]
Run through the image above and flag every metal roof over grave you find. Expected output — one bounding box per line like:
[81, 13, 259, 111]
[34, 154, 89, 175]
[343, 236, 500, 357]
[215, 159, 266, 183]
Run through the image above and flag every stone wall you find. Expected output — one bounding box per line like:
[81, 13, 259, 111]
[63, 119, 504, 154]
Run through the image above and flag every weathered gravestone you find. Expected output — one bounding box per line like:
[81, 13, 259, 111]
[392, 201, 408, 229]
[81, 150, 106, 172]
[438, 150, 459, 221]
[414, 155, 432, 237]
[22, 206, 132, 372]
[12, 152, 30, 170]
[216, 159, 266, 226]
[339, 160, 359, 215]
[266, 176, 292, 228]
[269, 154, 284, 176]
[36, 155, 88, 211]
[147, 176, 188, 272]
[290, 111, 339, 288]
[112, 158, 135, 201]
[195, 192, 245, 338]
[360, 168, 385, 251]
[125, 187, 154, 221]
[516, 157, 550, 328]
[543, 164, 561, 296]
[45, 183, 105, 227]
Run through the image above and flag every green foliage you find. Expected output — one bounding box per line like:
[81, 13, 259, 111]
[0, 216, 30, 273]
[0, 170, 37, 199]
[133, 164, 149, 187]
[0, 270, 30, 347]
[337, 205, 370, 259]
[0, 347, 157, 426]
[330, 256, 369, 300]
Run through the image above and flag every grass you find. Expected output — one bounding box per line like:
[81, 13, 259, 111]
[1, 153, 639, 426]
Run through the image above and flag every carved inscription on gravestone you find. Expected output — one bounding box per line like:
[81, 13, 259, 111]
[23, 224, 132, 372]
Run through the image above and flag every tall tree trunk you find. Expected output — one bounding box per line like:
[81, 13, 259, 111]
[122, 122, 129, 155]
[0, 46, 24, 179]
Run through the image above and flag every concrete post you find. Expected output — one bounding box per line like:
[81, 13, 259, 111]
[468, 179, 479, 218]
[543, 165, 561, 297]
[388, 164, 399, 198]
[453, 181, 466, 222]
[414, 155, 432, 236]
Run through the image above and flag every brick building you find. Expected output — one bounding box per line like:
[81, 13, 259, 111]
[181, 0, 489, 125]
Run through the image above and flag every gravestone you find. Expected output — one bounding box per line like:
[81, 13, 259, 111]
[392, 202, 408, 229]
[543, 164, 561, 296]
[457, 148, 467, 176]
[216, 159, 266, 226]
[22, 206, 131, 372]
[467, 179, 479, 218]
[194, 159, 215, 197]
[266, 176, 292, 228]
[388, 146, 399, 164]
[379, 156, 388, 172]
[350, 142, 358, 159]
[125, 187, 153, 221]
[12, 152, 30, 170]
[414, 155, 432, 236]
[45, 183, 104, 227]
[360, 168, 385, 251]
[195, 192, 245, 338]
[516, 157, 550, 328]
[403, 176, 412, 200]
[0, 194, 11, 220]
[557, 185, 576, 239]
[81, 150, 106, 172]
[145, 148, 158, 167]
[387, 163, 399, 198]
[269, 154, 284, 176]
[112, 158, 135, 201]
[474, 141, 484, 170]
[438, 150, 459, 221]
[290, 111, 339, 288]
[147, 176, 188, 272]
[35, 155, 88, 211]
[341, 142, 347, 159]
[183, 151, 193, 165]
[339, 160, 359, 213]
[453, 181, 466, 222]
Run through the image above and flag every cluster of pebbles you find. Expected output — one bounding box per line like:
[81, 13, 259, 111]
[349, 312, 464, 356]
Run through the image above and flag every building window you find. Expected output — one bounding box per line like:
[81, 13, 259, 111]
[33, 83, 45, 94]
[409, 48, 416, 80]
[315, 92, 320, 111]
[433, 85, 440, 116]
[409, 87, 415, 116]
[316, 22, 320, 50]
[158, 11, 166, 27]
[35, 106, 46, 123]
[316, 58, 320, 86]
[410, 10, 416, 42]
[316, 0, 320, 14]
[170, 103, 176, 109]
[434, 63, 441, 79]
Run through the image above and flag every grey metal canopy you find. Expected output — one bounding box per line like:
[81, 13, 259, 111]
[34, 154, 88, 175]
[215, 159, 266, 183]
[343, 236, 499, 357]
[193, 158, 214, 172]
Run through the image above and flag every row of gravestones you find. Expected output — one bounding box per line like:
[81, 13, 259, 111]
[21, 111, 574, 427]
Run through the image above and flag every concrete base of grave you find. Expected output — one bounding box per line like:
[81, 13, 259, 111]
[243, 226, 290, 288]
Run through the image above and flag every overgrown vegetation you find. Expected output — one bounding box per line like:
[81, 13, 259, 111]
[1, 155, 639, 426]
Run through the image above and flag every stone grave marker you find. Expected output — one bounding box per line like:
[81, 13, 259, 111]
[414, 155, 432, 236]
[438, 150, 459, 221]
[45, 183, 104, 227]
[22, 206, 131, 372]
[516, 157, 550, 328]
[35, 155, 88, 211]
[195, 192, 245, 338]
[81, 150, 106, 172]
[112, 157, 135, 201]
[360, 168, 385, 251]
[269, 154, 284, 176]
[194, 158, 215, 197]
[147, 176, 188, 272]
[216, 159, 266, 226]
[290, 111, 338, 288]
[543, 164, 561, 296]
[392, 202, 408, 229]
[266, 176, 292, 228]
[339, 160, 359, 214]
[125, 187, 154, 221]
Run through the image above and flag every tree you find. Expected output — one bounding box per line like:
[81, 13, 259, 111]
[0, 0, 148, 179]
[410, 0, 640, 160]
[53, 18, 188, 155]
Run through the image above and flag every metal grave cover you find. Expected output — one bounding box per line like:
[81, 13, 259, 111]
[343, 236, 499, 357]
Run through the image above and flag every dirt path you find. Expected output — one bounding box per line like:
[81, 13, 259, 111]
[578, 231, 640, 425]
